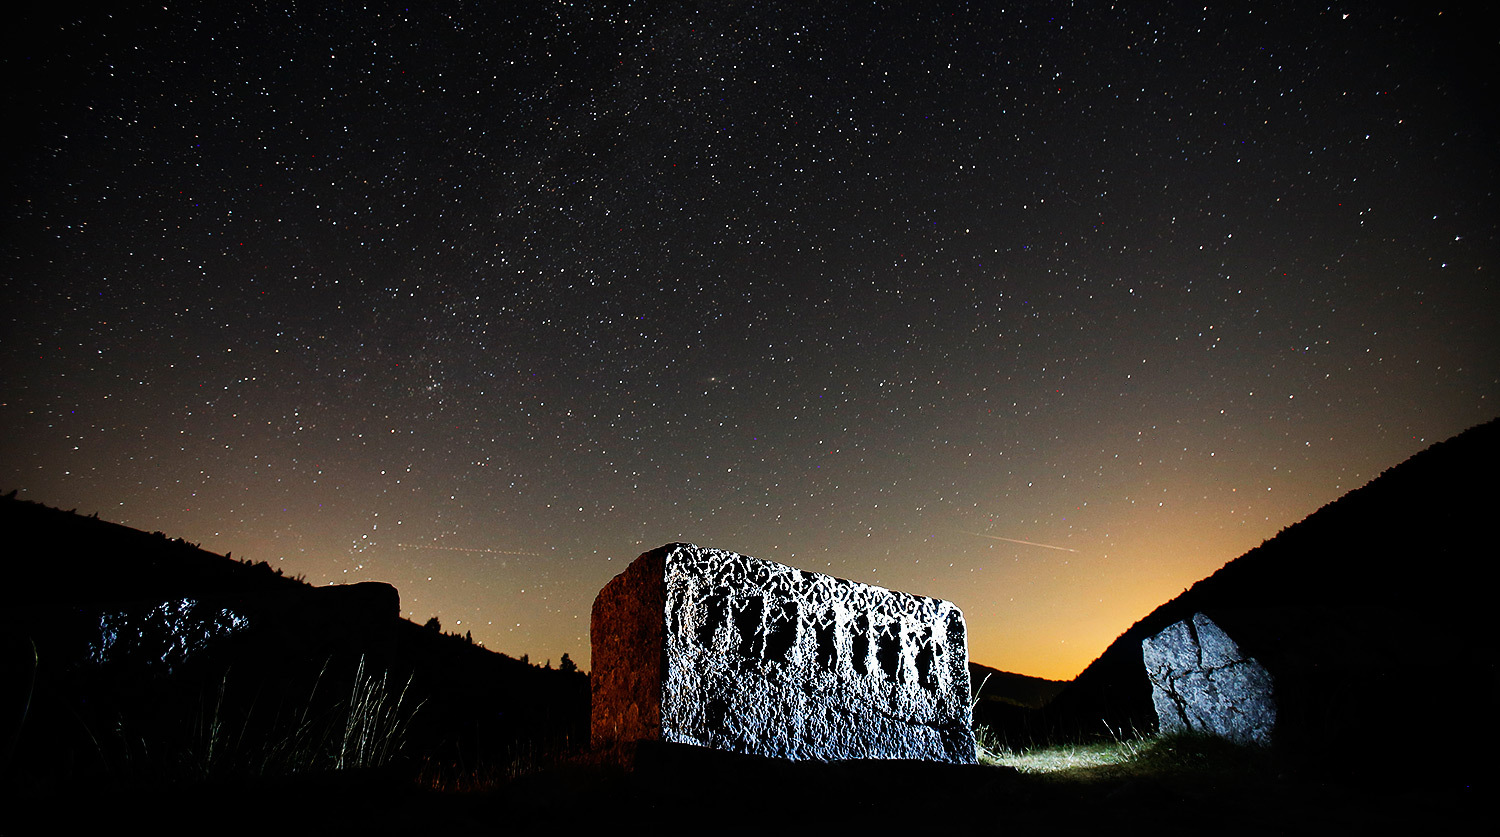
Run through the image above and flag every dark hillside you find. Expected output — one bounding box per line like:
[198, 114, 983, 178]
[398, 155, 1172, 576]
[3, 494, 311, 605]
[968, 661, 1069, 750]
[1, 495, 587, 794]
[968, 661, 1067, 711]
[1034, 419, 1498, 781]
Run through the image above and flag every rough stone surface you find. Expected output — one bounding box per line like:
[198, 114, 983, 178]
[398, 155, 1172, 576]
[592, 543, 976, 763]
[90, 597, 252, 672]
[85, 581, 400, 672]
[1142, 612, 1276, 746]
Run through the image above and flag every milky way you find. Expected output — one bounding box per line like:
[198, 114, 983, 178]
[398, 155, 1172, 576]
[4, 2, 1494, 678]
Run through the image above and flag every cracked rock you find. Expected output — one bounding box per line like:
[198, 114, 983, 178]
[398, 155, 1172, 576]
[1142, 612, 1276, 747]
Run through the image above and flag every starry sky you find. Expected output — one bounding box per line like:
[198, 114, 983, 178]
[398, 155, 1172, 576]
[4, 2, 1494, 680]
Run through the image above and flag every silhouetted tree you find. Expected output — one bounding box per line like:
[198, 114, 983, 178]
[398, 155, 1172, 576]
[424, 616, 441, 632]
[558, 653, 577, 674]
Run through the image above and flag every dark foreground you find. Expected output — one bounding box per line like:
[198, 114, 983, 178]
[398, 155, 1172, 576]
[11, 741, 1490, 835]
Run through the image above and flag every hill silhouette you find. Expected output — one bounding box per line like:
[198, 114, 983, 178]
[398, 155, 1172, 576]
[969, 661, 1067, 710]
[5, 414, 1495, 830]
[0, 494, 587, 795]
[967, 661, 1069, 749]
[1025, 419, 1498, 782]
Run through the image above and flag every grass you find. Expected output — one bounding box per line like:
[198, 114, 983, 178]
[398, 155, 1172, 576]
[415, 735, 578, 792]
[334, 655, 425, 771]
[976, 723, 1275, 787]
[981, 735, 1145, 774]
[93, 655, 427, 783]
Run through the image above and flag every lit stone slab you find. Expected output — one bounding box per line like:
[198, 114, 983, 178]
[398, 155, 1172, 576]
[591, 543, 976, 763]
[1142, 612, 1276, 747]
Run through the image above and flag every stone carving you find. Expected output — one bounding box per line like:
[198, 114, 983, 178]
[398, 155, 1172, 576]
[1142, 612, 1276, 746]
[591, 543, 976, 763]
[90, 597, 252, 672]
[85, 582, 400, 672]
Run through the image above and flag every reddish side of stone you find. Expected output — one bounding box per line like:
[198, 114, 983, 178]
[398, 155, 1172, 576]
[590, 547, 668, 749]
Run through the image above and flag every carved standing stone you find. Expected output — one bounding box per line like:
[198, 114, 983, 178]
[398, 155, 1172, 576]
[1142, 612, 1276, 746]
[591, 543, 976, 763]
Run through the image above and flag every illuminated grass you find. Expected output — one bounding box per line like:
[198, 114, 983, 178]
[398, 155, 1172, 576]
[976, 723, 1147, 774]
[976, 724, 1270, 784]
[985, 739, 1146, 774]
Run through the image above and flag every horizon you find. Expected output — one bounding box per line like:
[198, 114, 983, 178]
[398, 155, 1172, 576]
[7, 415, 1483, 682]
[3, 4, 1494, 682]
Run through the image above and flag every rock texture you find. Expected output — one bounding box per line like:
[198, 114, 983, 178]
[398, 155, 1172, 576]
[85, 581, 401, 672]
[89, 597, 252, 672]
[1142, 612, 1276, 746]
[1036, 421, 1497, 783]
[592, 543, 976, 763]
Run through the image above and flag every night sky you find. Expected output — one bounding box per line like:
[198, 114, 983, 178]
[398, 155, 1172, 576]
[4, 2, 1494, 679]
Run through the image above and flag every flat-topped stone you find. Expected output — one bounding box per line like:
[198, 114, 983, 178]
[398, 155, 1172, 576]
[591, 543, 976, 763]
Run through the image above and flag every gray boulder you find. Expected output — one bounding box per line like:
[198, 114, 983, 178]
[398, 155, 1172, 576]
[591, 543, 976, 763]
[1141, 612, 1276, 746]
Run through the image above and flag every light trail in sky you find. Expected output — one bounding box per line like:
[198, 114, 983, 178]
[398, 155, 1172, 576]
[963, 532, 1078, 553]
[395, 544, 541, 557]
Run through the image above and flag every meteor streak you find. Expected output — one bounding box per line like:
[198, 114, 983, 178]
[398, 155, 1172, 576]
[395, 543, 541, 557]
[963, 532, 1078, 553]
